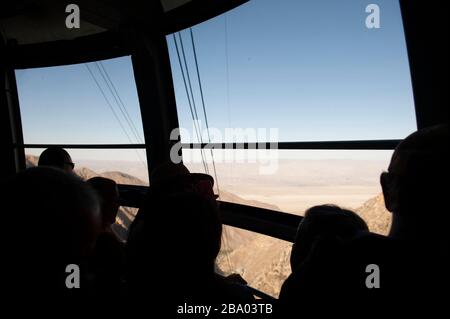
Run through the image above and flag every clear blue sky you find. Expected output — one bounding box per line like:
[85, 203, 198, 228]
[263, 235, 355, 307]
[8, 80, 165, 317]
[16, 0, 416, 161]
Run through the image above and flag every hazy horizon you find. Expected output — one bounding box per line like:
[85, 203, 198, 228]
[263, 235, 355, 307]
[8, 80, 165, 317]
[27, 153, 390, 214]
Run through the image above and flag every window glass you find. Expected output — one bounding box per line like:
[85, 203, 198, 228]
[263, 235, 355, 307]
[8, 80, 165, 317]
[17, 55, 149, 185]
[16, 56, 144, 145]
[167, 0, 416, 142]
[167, 0, 408, 235]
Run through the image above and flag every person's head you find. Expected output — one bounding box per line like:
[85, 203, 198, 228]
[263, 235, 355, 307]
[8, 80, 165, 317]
[2, 167, 101, 288]
[290, 205, 368, 270]
[87, 177, 120, 227]
[381, 125, 449, 242]
[150, 162, 217, 202]
[38, 147, 74, 172]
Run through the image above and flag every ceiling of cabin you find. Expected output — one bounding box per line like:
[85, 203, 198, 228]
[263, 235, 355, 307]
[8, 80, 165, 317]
[0, 0, 193, 45]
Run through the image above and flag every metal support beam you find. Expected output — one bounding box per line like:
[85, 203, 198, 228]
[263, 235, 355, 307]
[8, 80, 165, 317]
[0, 39, 25, 179]
[131, 30, 181, 182]
[400, 0, 449, 129]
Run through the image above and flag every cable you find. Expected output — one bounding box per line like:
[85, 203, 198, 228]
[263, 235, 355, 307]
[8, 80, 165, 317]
[95, 62, 144, 144]
[224, 14, 231, 129]
[92, 62, 147, 167]
[97, 61, 144, 144]
[189, 27, 221, 196]
[85, 63, 133, 143]
[187, 28, 231, 272]
[224, 13, 234, 189]
[172, 33, 209, 174]
[178, 32, 210, 175]
[84, 63, 147, 168]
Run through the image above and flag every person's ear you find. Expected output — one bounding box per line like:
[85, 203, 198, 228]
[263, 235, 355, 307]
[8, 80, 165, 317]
[381, 172, 397, 213]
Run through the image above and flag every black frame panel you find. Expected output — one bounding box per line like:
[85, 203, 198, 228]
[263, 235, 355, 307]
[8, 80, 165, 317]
[0, 44, 25, 179]
[399, 0, 449, 129]
[8, 31, 131, 70]
[19, 139, 401, 150]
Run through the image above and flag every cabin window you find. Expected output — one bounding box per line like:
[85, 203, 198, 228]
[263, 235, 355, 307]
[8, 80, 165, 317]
[166, 0, 414, 227]
[16, 56, 149, 185]
[166, 0, 413, 297]
[168, 0, 416, 143]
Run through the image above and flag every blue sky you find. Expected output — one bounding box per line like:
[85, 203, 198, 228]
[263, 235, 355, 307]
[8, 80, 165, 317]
[16, 57, 143, 145]
[16, 0, 416, 162]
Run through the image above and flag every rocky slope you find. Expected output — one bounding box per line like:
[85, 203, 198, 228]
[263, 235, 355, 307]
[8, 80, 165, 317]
[356, 193, 391, 235]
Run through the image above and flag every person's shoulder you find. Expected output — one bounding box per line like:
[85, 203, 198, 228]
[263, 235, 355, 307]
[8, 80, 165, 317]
[212, 275, 256, 303]
[344, 232, 397, 255]
[348, 232, 414, 259]
[352, 231, 390, 244]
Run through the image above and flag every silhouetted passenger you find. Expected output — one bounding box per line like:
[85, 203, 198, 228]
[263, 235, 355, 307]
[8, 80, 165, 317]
[127, 162, 217, 245]
[278, 205, 368, 314]
[338, 124, 450, 311]
[126, 191, 253, 311]
[87, 177, 125, 296]
[128, 162, 217, 262]
[2, 167, 101, 302]
[278, 125, 449, 315]
[38, 147, 75, 172]
[150, 162, 217, 200]
[132, 162, 250, 287]
[381, 125, 449, 253]
[289, 204, 368, 271]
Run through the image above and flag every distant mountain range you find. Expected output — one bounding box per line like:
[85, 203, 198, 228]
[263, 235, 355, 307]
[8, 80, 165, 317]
[25, 154, 391, 297]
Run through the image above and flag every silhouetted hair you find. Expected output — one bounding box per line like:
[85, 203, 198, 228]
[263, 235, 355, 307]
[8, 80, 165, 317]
[87, 177, 119, 226]
[38, 147, 73, 170]
[290, 205, 368, 270]
[150, 162, 217, 200]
